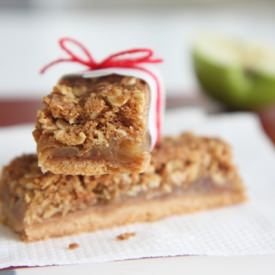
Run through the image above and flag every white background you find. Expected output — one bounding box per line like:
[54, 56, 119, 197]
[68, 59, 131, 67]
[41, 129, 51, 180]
[0, 2, 275, 98]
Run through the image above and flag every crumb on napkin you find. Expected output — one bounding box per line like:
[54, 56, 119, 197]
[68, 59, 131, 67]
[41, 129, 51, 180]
[67, 242, 79, 250]
[116, 232, 136, 241]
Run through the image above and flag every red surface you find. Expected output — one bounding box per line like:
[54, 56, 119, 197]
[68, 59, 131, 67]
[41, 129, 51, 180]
[0, 98, 41, 126]
[259, 107, 275, 144]
[0, 97, 274, 144]
[0, 95, 207, 126]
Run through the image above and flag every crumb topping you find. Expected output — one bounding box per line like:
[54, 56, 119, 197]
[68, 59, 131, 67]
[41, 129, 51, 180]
[0, 133, 240, 225]
[33, 75, 149, 153]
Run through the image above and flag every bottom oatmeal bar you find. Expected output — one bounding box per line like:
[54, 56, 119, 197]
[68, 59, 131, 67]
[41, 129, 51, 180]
[0, 133, 246, 241]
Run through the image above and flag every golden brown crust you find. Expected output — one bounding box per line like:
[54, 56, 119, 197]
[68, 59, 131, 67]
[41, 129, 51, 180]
[0, 201, 3, 224]
[33, 74, 151, 175]
[0, 133, 246, 241]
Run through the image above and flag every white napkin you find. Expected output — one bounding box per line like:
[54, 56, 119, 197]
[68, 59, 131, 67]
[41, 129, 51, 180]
[0, 109, 275, 269]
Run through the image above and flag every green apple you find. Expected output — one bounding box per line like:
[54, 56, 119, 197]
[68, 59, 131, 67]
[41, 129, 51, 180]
[192, 35, 275, 109]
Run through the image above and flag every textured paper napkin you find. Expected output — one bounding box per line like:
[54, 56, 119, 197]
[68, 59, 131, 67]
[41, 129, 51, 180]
[0, 109, 275, 268]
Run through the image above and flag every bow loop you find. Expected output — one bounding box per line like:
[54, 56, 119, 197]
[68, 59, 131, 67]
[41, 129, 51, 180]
[59, 37, 96, 67]
[40, 38, 98, 74]
[99, 48, 155, 68]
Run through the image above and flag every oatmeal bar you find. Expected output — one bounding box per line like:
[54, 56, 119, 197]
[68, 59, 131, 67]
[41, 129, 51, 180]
[0, 133, 246, 241]
[33, 74, 152, 175]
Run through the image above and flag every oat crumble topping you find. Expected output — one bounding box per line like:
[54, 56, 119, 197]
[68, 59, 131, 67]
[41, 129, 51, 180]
[33, 75, 149, 152]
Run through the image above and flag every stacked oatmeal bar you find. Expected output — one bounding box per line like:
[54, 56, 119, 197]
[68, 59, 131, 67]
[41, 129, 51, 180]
[0, 73, 246, 241]
[33, 74, 152, 175]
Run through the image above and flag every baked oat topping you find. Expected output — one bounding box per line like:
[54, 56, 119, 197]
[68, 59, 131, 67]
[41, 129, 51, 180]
[0, 133, 241, 225]
[33, 75, 149, 152]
